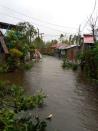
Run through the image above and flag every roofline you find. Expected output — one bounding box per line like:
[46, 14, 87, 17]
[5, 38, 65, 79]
[83, 34, 93, 37]
[0, 22, 19, 30]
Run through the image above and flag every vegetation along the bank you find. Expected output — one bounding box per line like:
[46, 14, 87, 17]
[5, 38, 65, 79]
[0, 22, 45, 73]
[80, 44, 98, 80]
[0, 80, 47, 131]
[62, 57, 78, 71]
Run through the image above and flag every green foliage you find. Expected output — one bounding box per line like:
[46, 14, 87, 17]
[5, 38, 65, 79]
[62, 57, 78, 71]
[33, 37, 45, 49]
[0, 64, 9, 73]
[10, 48, 23, 58]
[62, 57, 72, 69]
[18, 22, 37, 44]
[0, 109, 47, 131]
[6, 56, 16, 71]
[18, 62, 34, 71]
[4, 22, 44, 72]
[80, 44, 98, 79]
[72, 63, 78, 71]
[6, 22, 38, 57]
[0, 80, 47, 131]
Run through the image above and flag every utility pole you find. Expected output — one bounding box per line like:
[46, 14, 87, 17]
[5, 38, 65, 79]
[37, 28, 44, 39]
[39, 33, 44, 39]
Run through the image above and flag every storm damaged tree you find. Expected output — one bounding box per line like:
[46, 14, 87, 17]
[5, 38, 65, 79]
[90, 17, 98, 43]
[18, 22, 37, 44]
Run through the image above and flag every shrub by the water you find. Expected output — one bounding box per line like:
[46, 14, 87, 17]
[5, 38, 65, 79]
[0, 64, 9, 73]
[80, 44, 98, 79]
[72, 63, 78, 71]
[62, 57, 78, 71]
[0, 80, 47, 131]
[9, 48, 23, 58]
[62, 57, 72, 69]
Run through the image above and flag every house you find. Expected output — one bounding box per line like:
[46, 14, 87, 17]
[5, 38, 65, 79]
[81, 34, 94, 52]
[66, 44, 80, 63]
[50, 43, 80, 62]
[48, 43, 61, 56]
[48, 43, 67, 57]
[55, 44, 68, 58]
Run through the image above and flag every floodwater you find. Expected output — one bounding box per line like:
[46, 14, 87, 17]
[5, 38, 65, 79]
[0, 56, 98, 131]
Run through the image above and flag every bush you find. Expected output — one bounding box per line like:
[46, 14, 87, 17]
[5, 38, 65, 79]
[72, 63, 78, 71]
[62, 57, 78, 71]
[0, 64, 9, 73]
[10, 48, 23, 58]
[18, 62, 34, 71]
[0, 80, 47, 131]
[62, 57, 71, 68]
[80, 46, 98, 79]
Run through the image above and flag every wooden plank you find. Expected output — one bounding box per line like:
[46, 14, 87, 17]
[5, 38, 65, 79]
[0, 36, 9, 54]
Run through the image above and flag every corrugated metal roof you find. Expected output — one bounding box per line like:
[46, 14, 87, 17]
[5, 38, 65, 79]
[65, 44, 79, 49]
[57, 44, 68, 49]
[51, 43, 79, 50]
[51, 43, 62, 48]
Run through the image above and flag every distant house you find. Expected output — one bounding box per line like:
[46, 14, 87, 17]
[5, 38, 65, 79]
[49, 43, 67, 57]
[55, 44, 67, 57]
[49, 43, 61, 56]
[50, 43, 80, 62]
[66, 44, 80, 63]
[81, 34, 94, 52]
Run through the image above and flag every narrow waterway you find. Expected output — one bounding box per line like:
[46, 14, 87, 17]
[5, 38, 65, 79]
[0, 56, 98, 131]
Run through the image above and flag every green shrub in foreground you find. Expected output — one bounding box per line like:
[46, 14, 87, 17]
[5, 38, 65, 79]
[62, 57, 78, 71]
[0, 81, 47, 131]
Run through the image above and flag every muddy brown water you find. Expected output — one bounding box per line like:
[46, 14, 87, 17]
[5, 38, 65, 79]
[0, 56, 98, 131]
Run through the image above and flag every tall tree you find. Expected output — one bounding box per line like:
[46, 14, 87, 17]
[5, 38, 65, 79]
[18, 22, 37, 44]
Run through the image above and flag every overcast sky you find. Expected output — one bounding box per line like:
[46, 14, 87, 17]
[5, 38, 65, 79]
[0, 0, 98, 41]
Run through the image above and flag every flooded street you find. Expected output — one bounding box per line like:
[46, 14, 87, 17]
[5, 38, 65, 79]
[0, 56, 98, 131]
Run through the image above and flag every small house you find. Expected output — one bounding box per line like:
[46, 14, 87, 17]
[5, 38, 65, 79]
[56, 44, 67, 58]
[66, 44, 80, 63]
[81, 34, 94, 52]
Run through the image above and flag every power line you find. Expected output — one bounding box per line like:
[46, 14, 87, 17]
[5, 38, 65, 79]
[0, 12, 72, 40]
[0, 11, 77, 35]
[0, 5, 78, 30]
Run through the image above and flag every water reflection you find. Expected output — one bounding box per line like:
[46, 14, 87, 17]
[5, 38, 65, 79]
[0, 71, 25, 85]
[74, 74, 98, 131]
